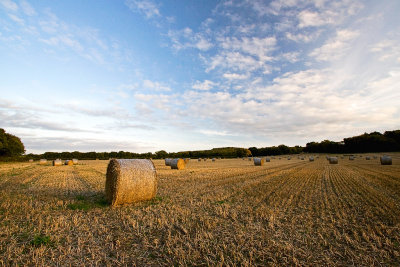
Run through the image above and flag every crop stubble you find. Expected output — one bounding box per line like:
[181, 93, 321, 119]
[0, 155, 399, 266]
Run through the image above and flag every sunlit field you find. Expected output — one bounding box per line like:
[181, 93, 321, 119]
[1, 155, 399, 265]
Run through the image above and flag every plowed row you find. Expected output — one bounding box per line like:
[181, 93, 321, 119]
[0, 155, 399, 266]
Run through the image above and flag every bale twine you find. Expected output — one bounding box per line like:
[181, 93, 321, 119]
[72, 159, 79, 164]
[366, 156, 371, 160]
[329, 157, 338, 164]
[265, 157, 271, 162]
[171, 158, 185, 170]
[65, 160, 74, 166]
[253, 157, 264, 166]
[380, 156, 392, 165]
[53, 159, 62, 166]
[29, 159, 33, 162]
[39, 159, 47, 165]
[309, 156, 314, 162]
[105, 159, 157, 206]
[165, 158, 172, 166]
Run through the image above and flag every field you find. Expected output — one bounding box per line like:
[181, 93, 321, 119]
[1, 155, 400, 266]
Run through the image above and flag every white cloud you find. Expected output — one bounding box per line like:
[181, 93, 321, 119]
[223, 73, 249, 80]
[20, 0, 36, 16]
[298, 10, 332, 28]
[192, 80, 218, 91]
[309, 29, 359, 61]
[8, 13, 24, 24]
[0, 0, 18, 11]
[142, 80, 171, 91]
[125, 0, 160, 19]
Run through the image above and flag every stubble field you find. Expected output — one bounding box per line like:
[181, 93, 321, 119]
[0, 155, 399, 266]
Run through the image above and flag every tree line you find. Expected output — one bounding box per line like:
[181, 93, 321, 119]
[1, 128, 399, 161]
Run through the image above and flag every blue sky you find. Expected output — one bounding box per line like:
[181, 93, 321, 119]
[1, 0, 400, 153]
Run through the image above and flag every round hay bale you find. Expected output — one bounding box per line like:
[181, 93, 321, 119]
[248, 157, 252, 161]
[105, 159, 157, 206]
[171, 158, 185, 170]
[212, 158, 216, 162]
[287, 157, 291, 160]
[329, 157, 338, 164]
[72, 158, 79, 164]
[198, 158, 202, 162]
[300, 157, 305, 160]
[28, 159, 33, 163]
[165, 158, 172, 166]
[373, 155, 377, 159]
[253, 157, 264, 166]
[65, 160, 74, 166]
[203, 158, 207, 162]
[366, 156, 370, 160]
[53, 159, 62, 166]
[349, 156, 355, 160]
[39, 159, 47, 165]
[380, 156, 392, 165]
[265, 157, 271, 162]
[309, 156, 314, 162]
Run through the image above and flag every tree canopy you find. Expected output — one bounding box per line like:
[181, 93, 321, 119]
[0, 128, 25, 157]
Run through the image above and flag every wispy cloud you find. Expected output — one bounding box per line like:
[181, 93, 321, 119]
[125, 0, 160, 19]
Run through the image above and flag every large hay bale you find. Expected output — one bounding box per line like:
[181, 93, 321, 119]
[39, 159, 47, 165]
[105, 159, 157, 206]
[53, 159, 62, 166]
[253, 157, 264, 166]
[380, 156, 392, 165]
[309, 156, 314, 162]
[72, 158, 79, 164]
[165, 158, 172, 166]
[65, 160, 74, 166]
[329, 157, 338, 164]
[171, 158, 185, 170]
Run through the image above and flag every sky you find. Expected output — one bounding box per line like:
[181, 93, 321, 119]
[1, 0, 400, 154]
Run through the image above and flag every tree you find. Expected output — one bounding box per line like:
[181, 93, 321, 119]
[0, 129, 25, 157]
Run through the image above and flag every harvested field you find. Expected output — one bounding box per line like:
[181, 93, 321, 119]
[0, 154, 400, 265]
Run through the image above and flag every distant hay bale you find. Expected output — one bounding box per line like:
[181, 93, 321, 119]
[212, 158, 216, 162]
[72, 158, 79, 164]
[265, 157, 271, 162]
[309, 156, 314, 162]
[165, 158, 172, 166]
[300, 157, 305, 160]
[373, 155, 377, 159]
[203, 158, 207, 162]
[198, 158, 202, 162]
[171, 158, 185, 170]
[39, 159, 47, 165]
[287, 157, 291, 160]
[65, 160, 74, 166]
[349, 156, 355, 160]
[253, 157, 264, 166]
[380, 156, 392, 165]
[248, 157, 252, 161]
[105, 159, 157, 206]
[329, 157, 338, 164]
[28, 159, 33, 163]
[242, 157, 245, 160]
[279, 157, 281, 160]
[366, 156, 371, 160]
[53, 159, 62, 166]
